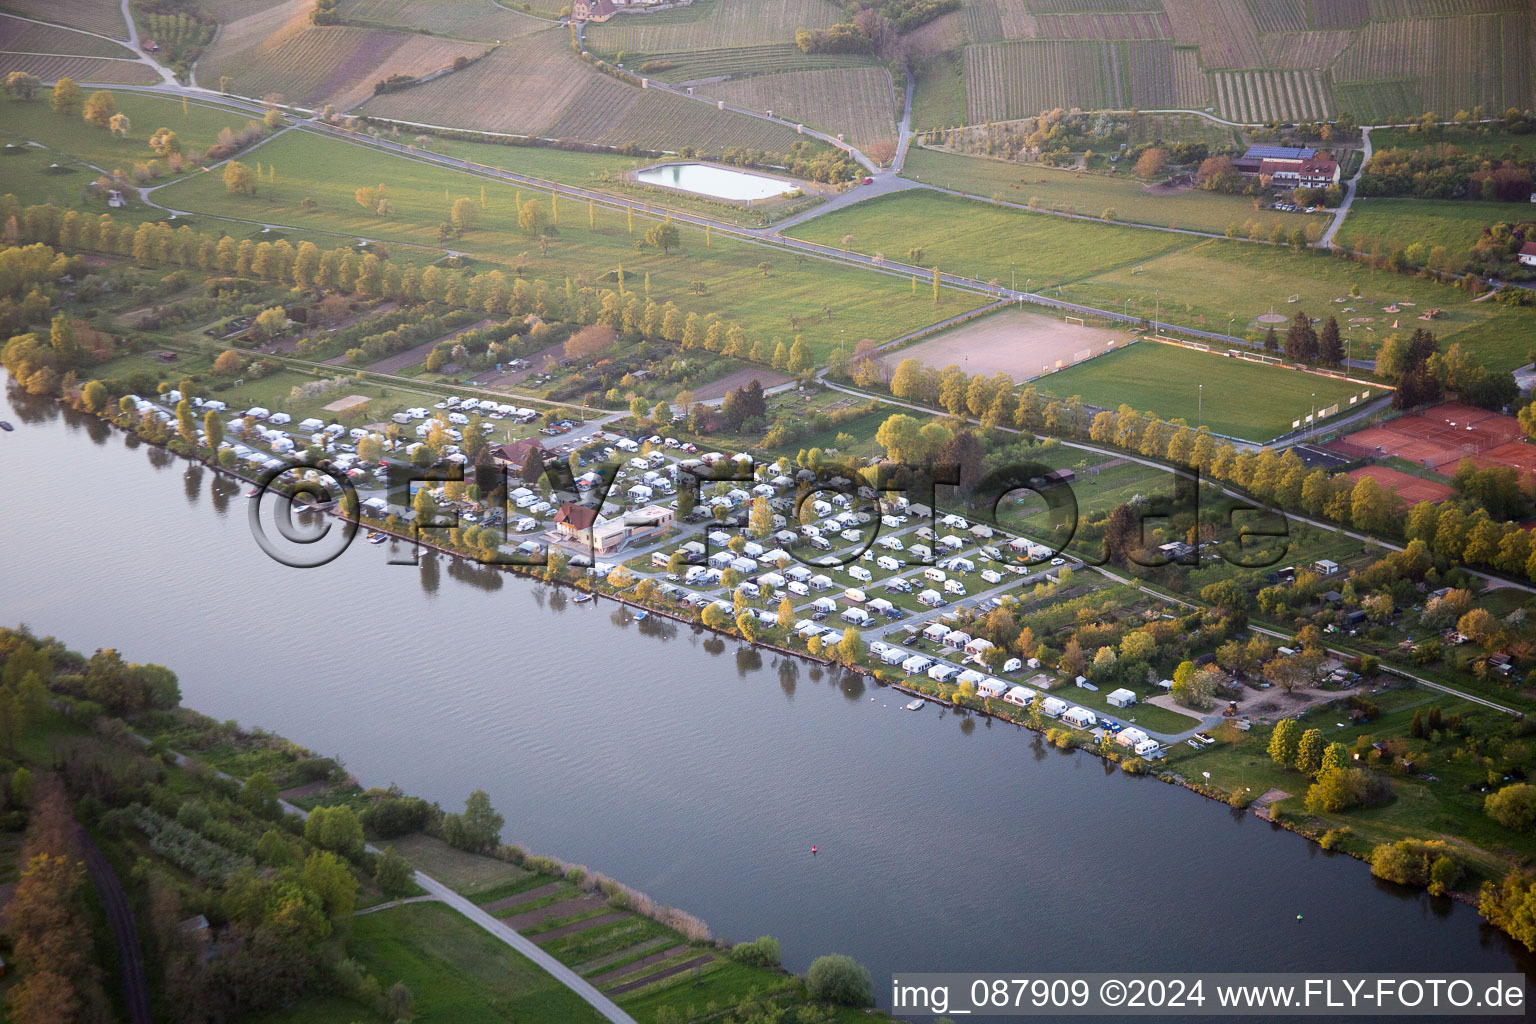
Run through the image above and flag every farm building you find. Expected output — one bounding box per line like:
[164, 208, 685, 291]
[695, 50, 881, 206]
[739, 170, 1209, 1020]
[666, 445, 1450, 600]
[1519, 242, 1536, 268]
[1232, 146, 1338, 187]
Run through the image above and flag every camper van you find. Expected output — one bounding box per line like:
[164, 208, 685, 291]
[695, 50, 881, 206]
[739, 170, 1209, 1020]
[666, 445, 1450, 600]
[924, 567, 947, 583]
[788, 581, 810, 597]
[847, 565, 872, 583]
[980, 569, 1003, 585]
[843, 588, 866, 604]
[944, 579, 967, 596]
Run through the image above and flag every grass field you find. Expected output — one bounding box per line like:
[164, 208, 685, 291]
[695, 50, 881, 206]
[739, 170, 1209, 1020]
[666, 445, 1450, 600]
[349, 902, 608, 1023]
[1037, 341, 1370, 441]
[902, 146, 1318, 236]
[152, 128, 985, 358]
[783, 190, 1199, 292]
[909, 52, 966, 133]
[1337, 198, 1516, 257]
[0, 12, 136, 56]
[1368, 125, 1536, 161]
[0, 0, 127, 37]
[1061, 237, 1533, 369]
[0, 93, 269, 184]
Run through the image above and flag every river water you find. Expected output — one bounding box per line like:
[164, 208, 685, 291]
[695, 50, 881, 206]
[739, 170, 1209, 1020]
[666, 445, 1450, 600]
[1, 379, 1530, 1008]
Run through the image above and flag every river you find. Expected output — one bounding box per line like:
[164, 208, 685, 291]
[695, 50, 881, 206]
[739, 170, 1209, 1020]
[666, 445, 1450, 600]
[1, 378, 1530, 1009]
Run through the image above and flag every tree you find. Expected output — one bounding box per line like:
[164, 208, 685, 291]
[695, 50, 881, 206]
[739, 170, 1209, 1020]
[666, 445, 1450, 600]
[518, 198, 547, 235]
[302, 849, 359, 918]
[1284, 310, 1317, 361]
[1318, 315, 1344, 367]
[213, 349, 244, 375]
[1486, 784, 1536, 831]
[373, 846, 414, 896]
[82, 90, 116, 128]
[1295, 728, 1326, 775]
[450, 197, 477, 232]
[241, 771, 280, 817]
[1134, 148, 1168, 179]
[460, 789, 504, 850]
[108, 112, 130, 137]
[787, 337, 813, 373]
[4, 71, 41, 101]
[223, 160, 255, 195]
[1268, 718, 1300, 768]
[806, 954, 874, 1006]
[49, 76, 80, 115]
[304, 805, 365, 859]
[644, 222, 680, 254]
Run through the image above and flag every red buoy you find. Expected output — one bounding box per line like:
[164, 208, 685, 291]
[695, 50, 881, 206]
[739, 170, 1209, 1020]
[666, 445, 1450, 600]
[811, 846, 818, 855]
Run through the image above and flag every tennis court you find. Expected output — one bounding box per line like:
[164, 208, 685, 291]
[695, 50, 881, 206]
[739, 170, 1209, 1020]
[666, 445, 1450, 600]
[1345, 466, 1452, 504]
[1332, 403, 1525, 471]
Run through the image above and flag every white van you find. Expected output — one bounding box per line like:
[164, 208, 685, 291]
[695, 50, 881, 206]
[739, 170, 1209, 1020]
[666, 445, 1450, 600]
[877, 555, 900, 572]
[924, 567, 947, 583]
[848, 565, 872, 583]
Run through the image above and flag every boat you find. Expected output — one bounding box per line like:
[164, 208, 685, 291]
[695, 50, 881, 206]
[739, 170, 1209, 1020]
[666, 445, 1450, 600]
[368, 532, 387, 545]
[905, 699, 924, 711]
[245, 488, 260, 498]
[573, 593, 595, 604]
[634, 610, 649, 620]
[0, 421, 13, 432]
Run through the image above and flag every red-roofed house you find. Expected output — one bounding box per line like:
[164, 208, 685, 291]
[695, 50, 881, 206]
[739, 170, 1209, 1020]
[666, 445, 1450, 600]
[1519, 242, 1536, 268]
[572, 0, 617, 21]
[490, 438, 545, 484]
[554, 501, 601, 545]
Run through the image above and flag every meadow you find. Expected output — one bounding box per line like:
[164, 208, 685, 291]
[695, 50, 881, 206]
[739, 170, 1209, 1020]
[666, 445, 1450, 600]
[1037, 341, 1368, 442]
[901, 146, 1318, 236]
[783, 190, 1200, 292]
[335, 0, 548, 39]
[1063, 238, 1532, 368]
[0, 93, 270, 182]
[1337, 198, 1515, 256]
[152, 128, 986, 357]
[909, 52, 966, 133]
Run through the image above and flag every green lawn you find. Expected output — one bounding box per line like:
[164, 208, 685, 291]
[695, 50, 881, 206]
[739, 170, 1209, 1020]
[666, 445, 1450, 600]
[783, 189, 1199, 292]
[385, 834, 530, 897]
[902, 146, 1319, 236]
[1059, 680, 1202, 735]
[1338, 197, 1522, 257]
[1038, 342, 1369, 442]
[152, 129, 985, 360]
[349, 902, 607, 1023]
[1369, 125, 1536, 161]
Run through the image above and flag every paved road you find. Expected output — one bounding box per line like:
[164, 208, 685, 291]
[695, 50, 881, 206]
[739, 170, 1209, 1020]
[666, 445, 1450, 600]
[1320, 126, 1372, 250]
[78, 825, 153, 1024]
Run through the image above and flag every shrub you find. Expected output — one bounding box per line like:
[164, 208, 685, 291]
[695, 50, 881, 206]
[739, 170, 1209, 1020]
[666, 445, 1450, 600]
[729, 935, 781, 968]
[1370, 838, 1463, 893]
[806, 954, 873, 1006]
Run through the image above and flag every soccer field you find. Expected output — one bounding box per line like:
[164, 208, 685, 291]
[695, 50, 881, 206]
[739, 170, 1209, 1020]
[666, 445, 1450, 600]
[1036, 342, 1373, 443]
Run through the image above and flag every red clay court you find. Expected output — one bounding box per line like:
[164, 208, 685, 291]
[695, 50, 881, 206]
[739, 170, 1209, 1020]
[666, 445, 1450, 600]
[1345, 466, 1453, 504]
[1329, 403, 1529, 472]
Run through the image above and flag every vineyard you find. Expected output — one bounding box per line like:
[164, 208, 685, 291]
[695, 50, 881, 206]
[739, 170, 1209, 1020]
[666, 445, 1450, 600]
[1261, 29, 1354, 69]
[964, 39, 1185, 122]
[1365, 0, 1527, 17]
[1035, 11, 1172, 39]
[0, 51, 159, 82]
[1246, 0, 1307, 33]
[1163, 0, 1263, 69]
[335, 0, 547, 40]
[1170, 47, 1208, 107]
[0, 13, 136, 57]
[1311, 0, 1368, 29]
[362, 29, 805, 153]
[700, 68, 898, 152]
[615, 43, 873, 83]
[1, 0, 127, 37]
[585, 0, 841, 55]
[1333, 11, 1532, 118]
[1211, 69, 1333, 122]
[200, 23, 482, 108]
[1022, 0, 1164, 11]
[960, 0, 1042, 41]
[1332, 78, 1420, 122]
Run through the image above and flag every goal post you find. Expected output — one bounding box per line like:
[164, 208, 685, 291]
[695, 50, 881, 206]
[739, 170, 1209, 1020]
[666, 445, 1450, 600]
[1064, 315, 1085, 327]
